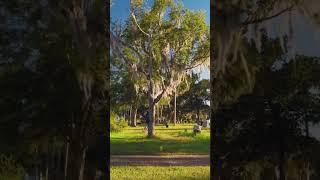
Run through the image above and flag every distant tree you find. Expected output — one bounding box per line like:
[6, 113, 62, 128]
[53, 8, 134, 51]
[177, 74, 210, 123]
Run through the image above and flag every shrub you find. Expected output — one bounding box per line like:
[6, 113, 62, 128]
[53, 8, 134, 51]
[0, 154, 25, 180]
[110, 113, 128, 132]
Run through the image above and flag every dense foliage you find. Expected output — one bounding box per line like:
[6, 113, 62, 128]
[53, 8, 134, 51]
[213, 29, 320, 179]
[0, 0, 108, 179]
[110, 113, 128, 132]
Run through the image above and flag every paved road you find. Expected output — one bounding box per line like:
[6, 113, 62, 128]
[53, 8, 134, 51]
[111, 155, 210, 166]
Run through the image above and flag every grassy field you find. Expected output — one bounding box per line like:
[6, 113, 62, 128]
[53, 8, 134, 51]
[110, 166, 210, 180]
[110, 124, 210, 155]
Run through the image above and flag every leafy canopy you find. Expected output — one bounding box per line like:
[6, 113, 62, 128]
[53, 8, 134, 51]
[111, 0, 209, 101]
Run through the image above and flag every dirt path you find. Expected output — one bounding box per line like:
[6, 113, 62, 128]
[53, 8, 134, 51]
[111, 155, 210, 166]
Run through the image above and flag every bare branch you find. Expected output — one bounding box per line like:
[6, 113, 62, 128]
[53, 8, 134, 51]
[153, 85, 167, 105]
[184, 56, 209, 70]
[129, 0, 150, 37]
[241, 5, 295, 26]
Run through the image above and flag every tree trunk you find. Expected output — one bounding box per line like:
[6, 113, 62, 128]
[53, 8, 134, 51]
[35, 147, 40, 180]
[130, 105, 137, 127]
[57, 147, 61, 179]
[67, 140, 86, 180]
[279, 150, 286, 180]
[64, 140, 69, 180]
[46, 139, 52, 180]
[173, 88, 177, 126]
[305, 118, 309, 137]
[305, 117, 310, 180]
[306, 162, 310, 180]
[147, 36, 155, 137]
[147, 78, 155, 137]
[158, 106, 160, 124]
[147, 99, 155, 137]
[78, 147, 87, 180]
[197, 108, 200, 123]
[273, 103, 286, 180]
[129, 105, 132, 125]
[147, 84, 155, 137]
[160, 106, 163, 123]
[153, 105, 157, 125]
[132, 107, 137, 127]
[45, 153, 49, 180]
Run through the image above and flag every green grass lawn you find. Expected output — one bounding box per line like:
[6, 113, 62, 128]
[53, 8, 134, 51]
[110, 124, 210, 155]
[110, 166, 210, 180]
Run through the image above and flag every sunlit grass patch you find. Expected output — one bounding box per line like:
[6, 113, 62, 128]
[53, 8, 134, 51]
[110, 166, 210, 180]
[110, 124, 210, 155]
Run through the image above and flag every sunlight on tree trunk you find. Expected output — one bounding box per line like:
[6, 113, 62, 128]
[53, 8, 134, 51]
[173, 88, 177, 126]
[131, 106, 137, 127]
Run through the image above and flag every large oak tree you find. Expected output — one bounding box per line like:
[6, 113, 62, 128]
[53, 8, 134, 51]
[111, 0, 209, 137]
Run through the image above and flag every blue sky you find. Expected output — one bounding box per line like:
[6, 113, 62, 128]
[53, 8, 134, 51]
[265, 11, 320, 57]
[111, 0, 210, 79]
[111, 0, 210, 24]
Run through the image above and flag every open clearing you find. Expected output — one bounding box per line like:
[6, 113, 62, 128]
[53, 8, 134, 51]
[110, 124, 210, 179]
[110, 124, 210, 155]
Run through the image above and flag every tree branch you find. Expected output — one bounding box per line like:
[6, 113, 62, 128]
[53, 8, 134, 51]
[241, 5, 295, 26]
[153, 86, 167, 105]
[110, 32, 148, 76]
[184, 56, 209, 70]
[129, 0, 150, 37]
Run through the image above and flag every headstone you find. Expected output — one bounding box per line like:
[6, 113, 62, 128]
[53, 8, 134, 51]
[203, 119, 210, 128]
[193, 124, 202, 134]
[164, 121, 169, 128]
[144, 126, 148, 133]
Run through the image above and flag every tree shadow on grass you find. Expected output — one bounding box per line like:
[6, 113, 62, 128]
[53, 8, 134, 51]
[155, 128, 193, 131]
[110, 137, 209, 155]
[178, 176, 210, 180]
